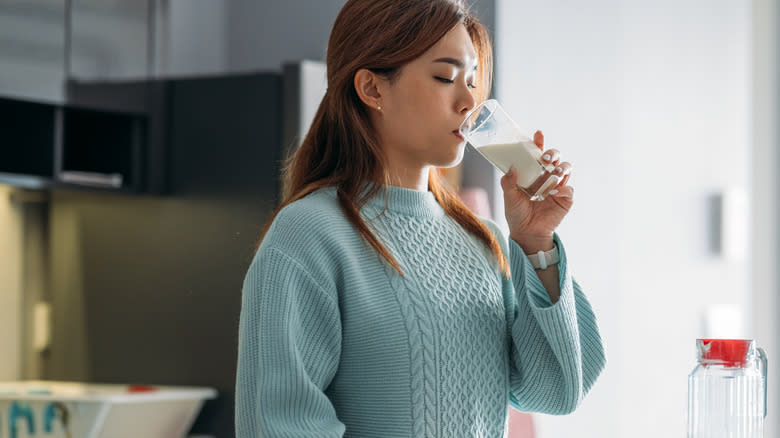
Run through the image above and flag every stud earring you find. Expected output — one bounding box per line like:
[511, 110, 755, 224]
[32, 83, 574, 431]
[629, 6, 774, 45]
[377, 105, 382, 111]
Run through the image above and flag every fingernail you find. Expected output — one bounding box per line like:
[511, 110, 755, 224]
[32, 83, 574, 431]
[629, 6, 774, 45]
[543, 154, 551, 161]
[555, 167, 563, 174]
[549, 189, 559, 195]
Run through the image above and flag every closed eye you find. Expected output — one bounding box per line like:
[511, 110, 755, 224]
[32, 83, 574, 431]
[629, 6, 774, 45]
[434, 77, 477, 89]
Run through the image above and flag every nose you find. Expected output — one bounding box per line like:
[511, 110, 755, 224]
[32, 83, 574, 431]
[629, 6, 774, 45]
[458, 83, 476, 115]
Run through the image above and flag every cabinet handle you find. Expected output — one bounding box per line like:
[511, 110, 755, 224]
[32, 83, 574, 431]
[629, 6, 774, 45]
[59, 171, 123, 188]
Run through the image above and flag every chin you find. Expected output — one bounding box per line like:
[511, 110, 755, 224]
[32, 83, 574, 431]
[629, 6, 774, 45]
[439, 142, 466, 168]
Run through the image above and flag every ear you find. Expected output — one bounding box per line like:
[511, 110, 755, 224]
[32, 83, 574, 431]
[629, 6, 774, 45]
[354, 69, 383, 110]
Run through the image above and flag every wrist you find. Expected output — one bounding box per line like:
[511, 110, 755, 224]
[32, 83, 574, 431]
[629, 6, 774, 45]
[510, 233, 554, 253]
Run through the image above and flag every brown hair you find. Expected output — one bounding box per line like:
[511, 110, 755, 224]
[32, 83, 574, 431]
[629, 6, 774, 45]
[260, 0, 509, 276]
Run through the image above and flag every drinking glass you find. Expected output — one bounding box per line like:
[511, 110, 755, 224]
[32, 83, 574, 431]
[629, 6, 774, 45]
[459, 99, 560, 201]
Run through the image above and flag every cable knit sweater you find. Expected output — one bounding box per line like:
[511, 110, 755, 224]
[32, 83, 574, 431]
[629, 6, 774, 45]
[235, 185, 605, 438]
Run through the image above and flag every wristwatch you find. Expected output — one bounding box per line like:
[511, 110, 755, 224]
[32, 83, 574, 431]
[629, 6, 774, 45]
[525, 245, 560, 270]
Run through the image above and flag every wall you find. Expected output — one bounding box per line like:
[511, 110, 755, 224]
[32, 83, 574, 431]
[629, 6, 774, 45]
[0, 186, 22, 380]
[226, 0, 342, 73]
[751, 0, 779, 436]
[495, 0, 754, 437]
[224, 0, 495, 72]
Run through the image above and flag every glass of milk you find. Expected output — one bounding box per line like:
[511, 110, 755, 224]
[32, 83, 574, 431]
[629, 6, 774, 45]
[459, 99, 560, 201]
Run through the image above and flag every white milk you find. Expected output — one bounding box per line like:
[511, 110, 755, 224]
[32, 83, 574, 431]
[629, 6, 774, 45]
[475, 140, 545, 188]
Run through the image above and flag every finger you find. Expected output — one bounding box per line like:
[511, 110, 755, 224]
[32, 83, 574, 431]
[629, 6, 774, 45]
[550, 185, 574, 199]
[553, 161, 572, 178]
[499, 166, 518, 192]
[558, 173, 571, 187]
[541, 148, 561, 165]
[533, 130, 544, 150]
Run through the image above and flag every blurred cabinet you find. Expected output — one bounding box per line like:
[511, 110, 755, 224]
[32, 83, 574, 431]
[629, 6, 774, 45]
[0, 0, 148, 104]
[69, 0, 150, 80]
[0, 1, 67, 103]
[1, 71, 286, 195]
[0, 94, 149, 192]
[0, 1, 229, 105]
[60, 106, 147, 190]
[0, 99, 58, 188]
[69, 0, 228, 80]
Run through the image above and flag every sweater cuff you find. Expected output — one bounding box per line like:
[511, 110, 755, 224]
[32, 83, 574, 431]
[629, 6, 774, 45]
[508, 233, 571, 309]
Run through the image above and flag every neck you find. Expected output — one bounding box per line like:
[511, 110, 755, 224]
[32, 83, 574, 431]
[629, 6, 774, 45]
[386, 165, 430, 192]
[379, 145, 431, 191]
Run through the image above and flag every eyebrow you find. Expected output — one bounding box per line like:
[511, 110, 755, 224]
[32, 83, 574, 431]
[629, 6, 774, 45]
[433, 57, 478, 71]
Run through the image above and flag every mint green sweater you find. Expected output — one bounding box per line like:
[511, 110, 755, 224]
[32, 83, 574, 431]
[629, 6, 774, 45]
[235, 185, 605, 437]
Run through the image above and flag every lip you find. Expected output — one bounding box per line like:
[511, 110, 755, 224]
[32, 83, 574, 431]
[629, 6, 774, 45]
[453, 130, 464, 141]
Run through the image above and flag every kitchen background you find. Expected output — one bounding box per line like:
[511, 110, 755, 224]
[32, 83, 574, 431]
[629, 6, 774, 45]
[0, 0, 777, 438]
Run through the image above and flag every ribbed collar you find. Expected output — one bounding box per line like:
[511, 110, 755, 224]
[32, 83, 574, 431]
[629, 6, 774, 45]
[363, 184, 445, 218]
[321, 184, 445, 218]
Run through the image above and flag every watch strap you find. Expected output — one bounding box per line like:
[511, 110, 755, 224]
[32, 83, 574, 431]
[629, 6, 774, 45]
[526, 245, 560, 270]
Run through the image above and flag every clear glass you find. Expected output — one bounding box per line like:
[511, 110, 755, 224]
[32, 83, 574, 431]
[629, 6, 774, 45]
[687, 340, 768, 438]
[459, 99, 560, 201]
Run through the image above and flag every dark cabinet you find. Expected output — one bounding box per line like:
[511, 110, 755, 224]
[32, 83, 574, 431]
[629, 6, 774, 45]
[59, 106, 146, 190]
[0, 94, 151, 193]
[1, 72, 284, 196]
[1, 75, 167, 193]
[0, 99, 58, 188]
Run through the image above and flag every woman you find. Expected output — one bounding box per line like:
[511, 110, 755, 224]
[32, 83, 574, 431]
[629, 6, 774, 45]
[235, 0, 605, 436]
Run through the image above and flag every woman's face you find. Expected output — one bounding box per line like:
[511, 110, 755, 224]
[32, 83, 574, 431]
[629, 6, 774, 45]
[376, 23, 479, 170]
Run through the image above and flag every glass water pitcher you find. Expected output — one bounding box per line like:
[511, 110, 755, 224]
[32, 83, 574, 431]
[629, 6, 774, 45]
[688, 339, 768, 438]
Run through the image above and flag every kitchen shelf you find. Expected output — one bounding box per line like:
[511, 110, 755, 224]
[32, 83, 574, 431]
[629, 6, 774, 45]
[2, 72, 283, 196]
[0, 98, 58, 189]
[0, 86, 158, 193]
[61, 106, 147, 190]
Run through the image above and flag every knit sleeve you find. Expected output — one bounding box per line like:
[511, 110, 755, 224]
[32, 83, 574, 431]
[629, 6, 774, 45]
[235, 246, 345, 437]
[503, 234, 606, 415]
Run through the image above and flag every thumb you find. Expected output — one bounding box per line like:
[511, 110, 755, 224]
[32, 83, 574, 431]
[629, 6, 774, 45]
[500, 166, 517, 192]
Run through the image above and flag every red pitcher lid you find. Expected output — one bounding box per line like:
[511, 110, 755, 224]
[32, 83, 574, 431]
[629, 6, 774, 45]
[697, 339, 754, 366]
